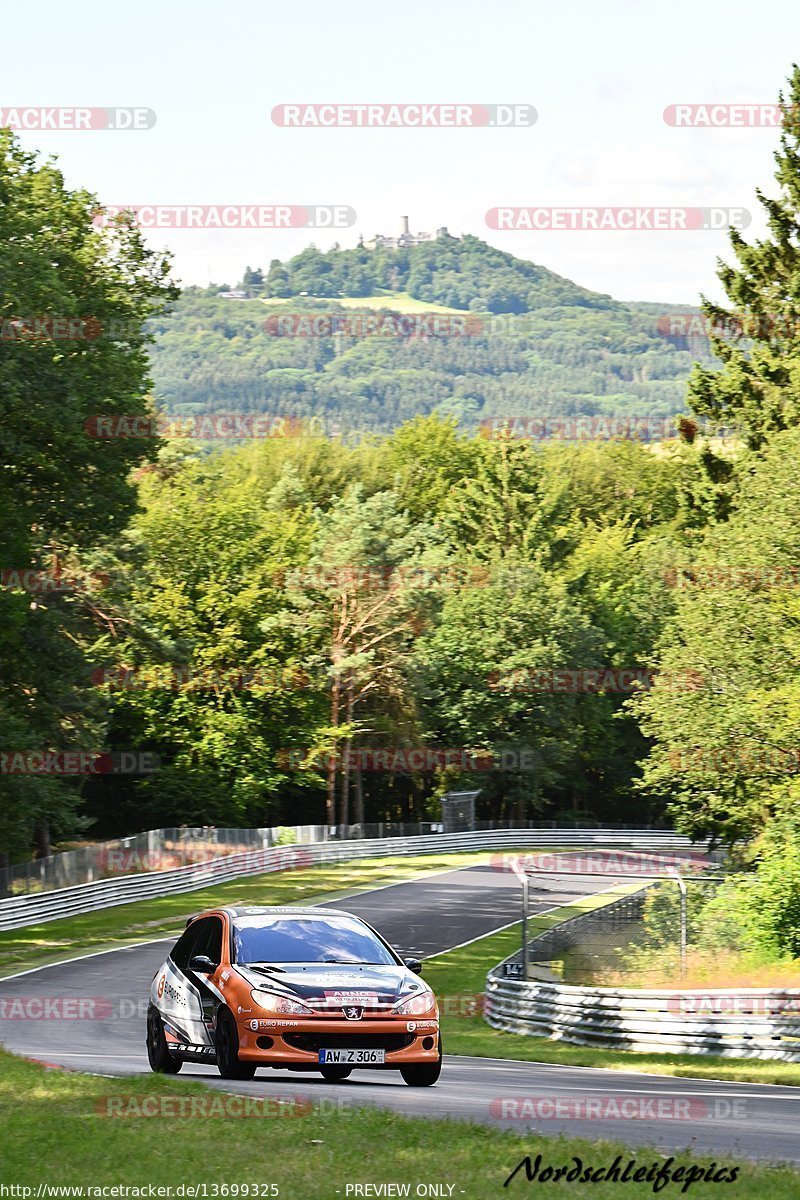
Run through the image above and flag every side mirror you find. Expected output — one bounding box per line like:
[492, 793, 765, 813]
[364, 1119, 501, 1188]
[189, 955, 217, 973]
[404, 958, 423, 975]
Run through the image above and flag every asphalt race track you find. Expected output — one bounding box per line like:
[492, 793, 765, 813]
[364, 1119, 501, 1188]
[2, 862, 798, 1164]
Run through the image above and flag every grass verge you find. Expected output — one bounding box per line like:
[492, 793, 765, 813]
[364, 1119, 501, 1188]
[0, 849, 513, 978]
[1, 1048, 797, 1196]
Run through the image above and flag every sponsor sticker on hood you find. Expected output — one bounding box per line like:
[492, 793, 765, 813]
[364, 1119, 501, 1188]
[322, 990, 381, 1007]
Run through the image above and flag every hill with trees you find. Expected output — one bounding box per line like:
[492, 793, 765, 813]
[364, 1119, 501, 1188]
[147, 236, 711, 436]
[258, 233, 608, 311]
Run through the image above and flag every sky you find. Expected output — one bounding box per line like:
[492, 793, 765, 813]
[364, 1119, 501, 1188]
[5, 0, 800, 304]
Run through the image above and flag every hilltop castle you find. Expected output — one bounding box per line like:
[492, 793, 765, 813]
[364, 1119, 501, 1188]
[360, 216, 451, 250]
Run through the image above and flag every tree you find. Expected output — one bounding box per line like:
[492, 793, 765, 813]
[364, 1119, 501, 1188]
[242, 265, 263, 289]
[279, 486, 443, 825]
[265, 260, 291, 298]
[0, 131, 176, 863]
[383, 416, 485, 522]
[630, 428, 800, 843]
[412, 569, 602, 822]
[85, 449, 322, 832]
[688, 66, 800, 449]
[437, 433, 562, 564]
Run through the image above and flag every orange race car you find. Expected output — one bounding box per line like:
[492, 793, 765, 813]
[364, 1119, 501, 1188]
[147, 905, 441, 1085]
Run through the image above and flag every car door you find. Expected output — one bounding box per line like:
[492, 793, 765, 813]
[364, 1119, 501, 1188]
[153, 918, 213, 1050]
[184, 915, 229, 1036]
[158, 916, 224, 1049]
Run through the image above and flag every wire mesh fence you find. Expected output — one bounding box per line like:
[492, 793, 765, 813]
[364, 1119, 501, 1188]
[0, 819, 677, 897]
[517, 877, 725, 986]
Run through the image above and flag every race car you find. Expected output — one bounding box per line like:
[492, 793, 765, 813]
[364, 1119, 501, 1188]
[146, 905, 441, 1085]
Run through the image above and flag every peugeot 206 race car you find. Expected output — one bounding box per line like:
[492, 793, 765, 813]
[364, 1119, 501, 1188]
[147, 905, 441, 1085]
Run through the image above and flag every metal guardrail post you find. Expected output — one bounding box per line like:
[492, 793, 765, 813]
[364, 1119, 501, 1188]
[673, 868, 687, 980]
[509, 854, 532, 981]
[521, 874, 530, 981]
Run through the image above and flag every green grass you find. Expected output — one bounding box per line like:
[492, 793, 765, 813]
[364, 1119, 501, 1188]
[0, 849, 508, 978]
[424, 922, 800, 1087]
[1, 1049, 797, 1196]
[260, 292, 467, 314]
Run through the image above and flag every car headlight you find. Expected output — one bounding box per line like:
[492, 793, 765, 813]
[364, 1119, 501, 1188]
[392, 989, 436, 1016]
[251, 988, 313, 1015]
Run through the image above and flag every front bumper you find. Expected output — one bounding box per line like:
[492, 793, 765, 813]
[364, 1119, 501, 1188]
[236, 1016, 441, 1067]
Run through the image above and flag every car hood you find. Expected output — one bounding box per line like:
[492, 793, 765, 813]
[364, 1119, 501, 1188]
[233, 962, 423, 1007]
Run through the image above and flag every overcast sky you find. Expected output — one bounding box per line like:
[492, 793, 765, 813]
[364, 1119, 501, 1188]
[6, 0, 800, 303]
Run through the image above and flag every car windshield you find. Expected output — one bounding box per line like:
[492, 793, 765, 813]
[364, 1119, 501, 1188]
[232, 915, 397, 966]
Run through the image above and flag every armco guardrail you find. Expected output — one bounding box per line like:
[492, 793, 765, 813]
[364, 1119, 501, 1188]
[485, 936, 800, 1062]
[0, 820, 679, 896]
[0, 828, 698, 932]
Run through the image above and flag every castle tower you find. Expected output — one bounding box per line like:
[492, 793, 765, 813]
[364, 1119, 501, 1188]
[401, 215, 410, 236]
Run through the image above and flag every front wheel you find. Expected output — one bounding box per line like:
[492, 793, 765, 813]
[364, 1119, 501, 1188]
[146, 1006, 183, 1074]
[215, 1008, 257, 1080]
[400, 1038, 442, 1087]
[319, 1065, 352, 1082]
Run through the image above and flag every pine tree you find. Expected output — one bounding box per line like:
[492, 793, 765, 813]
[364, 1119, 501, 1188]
[688, 65, 800, 449]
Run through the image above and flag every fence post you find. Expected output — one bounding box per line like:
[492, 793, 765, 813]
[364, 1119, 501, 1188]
[521, 874, 530, 981]
[674, 869, 687, 980]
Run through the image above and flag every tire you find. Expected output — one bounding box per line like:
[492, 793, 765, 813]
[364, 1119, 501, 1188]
[215, 1008, 257, 1080]
[319, 1065, 352, 1082]
[400, 1037, 442, 1087]
[146, 1006, 183, 1074]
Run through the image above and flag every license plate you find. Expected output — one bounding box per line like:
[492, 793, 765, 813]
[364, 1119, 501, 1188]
[319, 1048, 385, 1064]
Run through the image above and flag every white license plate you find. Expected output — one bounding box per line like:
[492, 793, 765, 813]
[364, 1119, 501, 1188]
[319, 1048, 385, 1064]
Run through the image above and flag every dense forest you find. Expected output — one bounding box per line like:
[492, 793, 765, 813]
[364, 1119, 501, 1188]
[4, 65, 800, 971]
[147, 241, 712, 435]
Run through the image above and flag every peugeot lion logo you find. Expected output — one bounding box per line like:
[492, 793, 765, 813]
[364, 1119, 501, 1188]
[343, 1005, 364, 1021]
